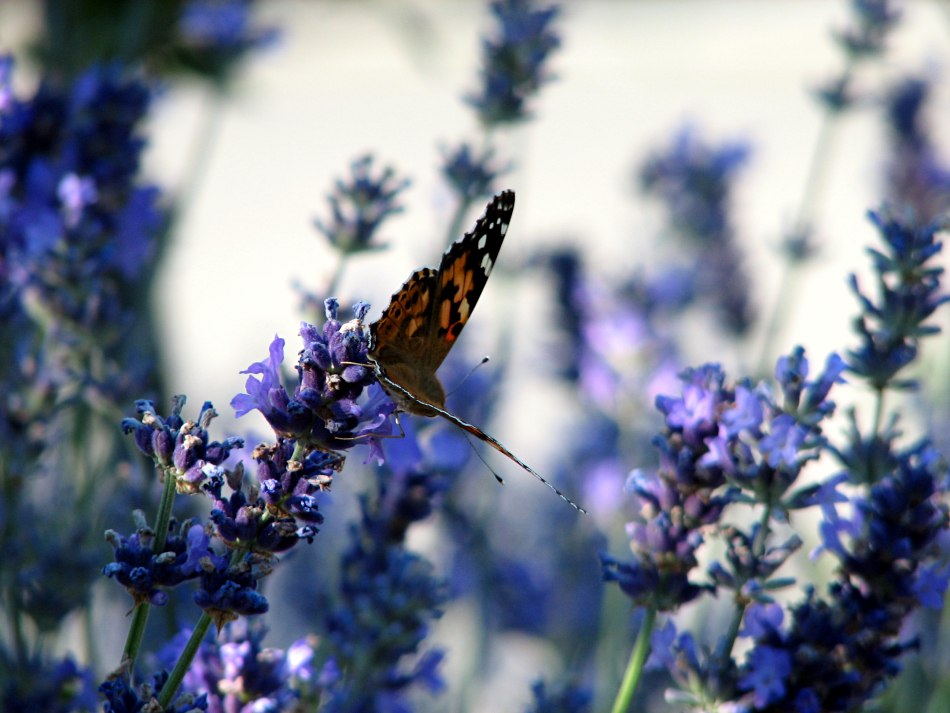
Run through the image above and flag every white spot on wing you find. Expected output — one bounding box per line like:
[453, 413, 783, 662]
[478, 234, 487, 249]
[481, 254, 494, 275]
[500, 221, 508, 234]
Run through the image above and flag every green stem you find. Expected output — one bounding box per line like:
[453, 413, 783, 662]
[718, 502, 775, 660]
[153, 466, 178, 553]
[610, 607, 657, 713]
[157, 612, 213, 708]
[120, 467, 177, 670]
[754, 57, 855, 375]
[121, 603, 152, 674]
[871, 386, 885, 440]
[869, 385, 887, 482]
[6, 581, 26, 664]
[157, 546, 248, 706]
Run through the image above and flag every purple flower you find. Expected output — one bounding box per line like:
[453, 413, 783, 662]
[231, 335, 293, 426]
[123, 397, 244, 491]
[180, 0, 278, 52]
[882, 75, 950, 220]
[847, 208, 948, 392]
[232, 301, 395, 458]
[160, 622, 313, 712]
[739, 645, 792, 708]
[440, 142, 510, 202]
[467, 0, 562, 126]
[640, 127, 753, 334]
[102, 522, 211, 607]
[313, 155, 410, 254]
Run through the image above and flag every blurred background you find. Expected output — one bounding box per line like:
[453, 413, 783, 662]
[7, 0, 948, 416]
[2, 1, 950, 711]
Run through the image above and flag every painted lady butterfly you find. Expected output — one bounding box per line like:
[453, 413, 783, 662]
[367, 190, 585, 512]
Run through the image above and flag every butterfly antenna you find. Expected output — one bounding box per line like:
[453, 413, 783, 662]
[446, 356, 491, 399]
[474, 428, 587, 513]
[377, 371, 587, 513]
[463, 433, 505, 485]
[451, 415, 586, 513]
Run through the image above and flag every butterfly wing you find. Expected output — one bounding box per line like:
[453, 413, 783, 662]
[369, 267, 446, 410]
[427, 189, 515, 369]
[369, 190, 515, 411]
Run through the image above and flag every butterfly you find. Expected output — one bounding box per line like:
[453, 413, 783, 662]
[366, 190, 585, 513]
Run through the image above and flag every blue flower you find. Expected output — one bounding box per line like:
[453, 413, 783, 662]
[832, 0, 901, 58]
[1, 655, 97, 713]
[883, 75, 950, 222]
[122, 397, 244, 490]
[606, 351, 844, 616]
[467, 0, 562, 126]
[100, 671, 207, 713]
[440, 142, 510, 202]
[0, 58, 162, 377]
[912, 561, 950, 609]
[231, 335, 300, 433]
[758, 414, 808, 470]
[847, 208, 949, 391]
[313, 155, 411, 254]
[320, 537, 448, 710]
[525, 679, 593, 713]
[726, 441, 949, 712]
[179, 0, 278, 52]
[193, 556, 269, 630]
[232, 301, 395, 457]
[738, 645, 792, 708]
[656, 363, 726, 448]
[314, 426, 450, 711]
[103, 521, 211, 607]
[640, 127, 753, 334]
[740, 602, 784, 640]
[157, 622, 315, 711]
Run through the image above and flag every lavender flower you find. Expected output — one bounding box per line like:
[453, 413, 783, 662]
[103, 520, 210, 607]
[440, 142, 510, 203]
[729, 443, 949, 712]
[0, 53, 166, 712]
[883, 76, 950, 221]
[1, 656, 97, 713]
[847, 208, 948, 391]
[122, 397, 244, 491]
[467, 0, 562, 126]
[314, 423, 449, 711]
[100, 671, 207, 713]
[814, 0, 901, 114]
[526, 679, 593, 713]
[156, 623, 319, 713]
[179, 0, 278, 54]
[232, 300, 394, 458]
[313, 155, 411, 255]
[832, 0, 902, 59]
[640, 127, 754, 334]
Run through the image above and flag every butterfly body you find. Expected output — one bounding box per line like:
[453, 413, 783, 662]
[367, 190, 585, 512]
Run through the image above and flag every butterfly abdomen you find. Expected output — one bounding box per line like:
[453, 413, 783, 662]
[372, 347, 447, 415]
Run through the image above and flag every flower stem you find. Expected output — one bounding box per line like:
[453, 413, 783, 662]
[610, 607, 657, 713]
[157, 612, 213, 708]
[871, 386, 886, 440]
[754, 58, 854, 375]
[121, 466, 177, 670]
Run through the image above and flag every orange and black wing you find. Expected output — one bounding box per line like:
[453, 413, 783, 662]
[370, 267, 440, 363]
[426, 189, 515, 370]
